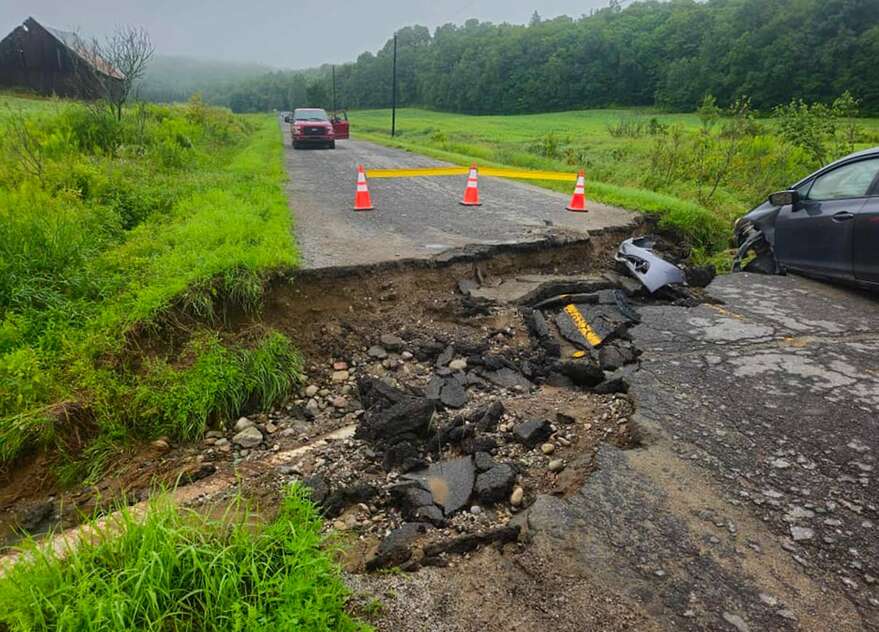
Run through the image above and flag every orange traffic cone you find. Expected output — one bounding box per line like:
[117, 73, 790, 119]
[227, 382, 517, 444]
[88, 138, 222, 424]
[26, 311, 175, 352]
[459, 163, 481, 206]
[354, 164, 374, 211]
[566, 171, 587, 212]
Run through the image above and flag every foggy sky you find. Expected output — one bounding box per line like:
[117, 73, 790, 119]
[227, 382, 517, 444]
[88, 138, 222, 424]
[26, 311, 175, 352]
[0, 0, 611, 69]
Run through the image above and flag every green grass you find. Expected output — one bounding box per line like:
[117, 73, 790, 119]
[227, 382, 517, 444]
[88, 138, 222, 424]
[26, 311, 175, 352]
[0, 93, 299, 472]
[0, 485, 369, 631]
[350, 107, 879, 255]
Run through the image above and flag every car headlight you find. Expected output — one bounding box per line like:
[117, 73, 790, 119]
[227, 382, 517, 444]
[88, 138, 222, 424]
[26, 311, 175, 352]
[734, 216, 751, 233]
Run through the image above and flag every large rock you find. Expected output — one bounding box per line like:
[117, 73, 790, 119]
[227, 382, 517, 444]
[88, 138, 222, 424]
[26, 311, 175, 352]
[475, 464, 517, 503]
[356, 378, 435, 447]
[474, 401, 505, 432]
[232, 426, 263, 448]
[404, 456, 475, 516]
[439, 379, 469, 408]
[513, 420, 553, 449]
[380, 333, 405, 352]
[481, 367, 534, 391]
[366, 522, 433, 571]
[554, 359, 605, 387]
[389, 481, 435, 519]
[598, 342, 639, 371]
[322, 483, 378, 518]
[302, 475, 330, 506]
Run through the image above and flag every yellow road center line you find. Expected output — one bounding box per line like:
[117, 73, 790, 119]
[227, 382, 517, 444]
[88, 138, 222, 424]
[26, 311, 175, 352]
[366, 167, 579, 181]
[564, 304, 603, 347]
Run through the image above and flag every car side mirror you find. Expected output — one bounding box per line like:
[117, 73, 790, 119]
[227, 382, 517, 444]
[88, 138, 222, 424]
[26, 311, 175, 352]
[769, 190, 800, 207]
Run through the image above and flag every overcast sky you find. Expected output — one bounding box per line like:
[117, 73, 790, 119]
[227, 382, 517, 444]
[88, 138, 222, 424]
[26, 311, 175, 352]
[1, 0, 611, 68]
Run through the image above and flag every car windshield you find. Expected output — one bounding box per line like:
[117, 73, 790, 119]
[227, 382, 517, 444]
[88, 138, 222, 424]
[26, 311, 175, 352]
[294, 109, 329, 121]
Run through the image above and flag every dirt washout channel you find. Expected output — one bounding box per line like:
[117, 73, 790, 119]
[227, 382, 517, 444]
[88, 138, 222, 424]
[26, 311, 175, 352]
[0, 224, 647, 551]
[0, 220, 711, 629]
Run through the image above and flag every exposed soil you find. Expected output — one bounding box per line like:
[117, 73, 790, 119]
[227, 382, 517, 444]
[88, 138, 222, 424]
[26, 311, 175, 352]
[1, 221, 708, 631]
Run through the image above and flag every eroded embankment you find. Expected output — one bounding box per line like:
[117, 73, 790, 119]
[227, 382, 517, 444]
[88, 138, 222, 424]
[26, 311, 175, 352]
[2, 221, 665, 569]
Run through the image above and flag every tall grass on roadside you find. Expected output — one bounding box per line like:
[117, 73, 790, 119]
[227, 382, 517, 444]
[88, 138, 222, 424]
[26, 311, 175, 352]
[0, 485, 368, 632]
[0, 94, 299, 470]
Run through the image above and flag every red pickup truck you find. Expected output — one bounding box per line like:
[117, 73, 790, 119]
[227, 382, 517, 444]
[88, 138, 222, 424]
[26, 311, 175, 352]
[291, 108, 349, 149]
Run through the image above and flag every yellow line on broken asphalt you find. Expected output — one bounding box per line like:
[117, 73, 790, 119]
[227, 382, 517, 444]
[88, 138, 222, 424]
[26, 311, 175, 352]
[564, 304, 603, 347]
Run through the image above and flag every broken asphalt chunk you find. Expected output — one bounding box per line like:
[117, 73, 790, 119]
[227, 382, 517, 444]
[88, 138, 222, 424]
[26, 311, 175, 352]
[404, 456, 476, 517]
[481, 367, 533, 391]
[366, 522, 433, 571]
[513, 420, 553, 449]
[553, 359, 605, 387]
[474, 464, 517, 503]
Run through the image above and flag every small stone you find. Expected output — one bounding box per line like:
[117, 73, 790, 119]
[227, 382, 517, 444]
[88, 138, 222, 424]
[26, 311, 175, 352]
[510, 487, 524, 507]
[332, 396, 347, 409]
[331, 370, 350, 383]
[470, 505, 482, 515]
[541, 443, 556, 455]
[770, 458, 792, 469]
[232, 426, 263, 449]
[368, 345, 388, 359]
[449, 359, 468, 371]
[150, 438, 170, 451]
[234, 417, 254, 431]
[332, 361, 348, 371]
[380, 334, 404, 352]
[759, 593, 778, 607]
[401, 351, 414, 360]
[790, 525, 814, 542]
[305, 385, 319, 397]
[722, 612, 750, 632]
[548, 459, 565, 473]
[777, 610, 797, 621]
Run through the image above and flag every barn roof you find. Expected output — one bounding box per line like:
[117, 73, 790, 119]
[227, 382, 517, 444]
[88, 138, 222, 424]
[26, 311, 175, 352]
[17, 17, 125, 80]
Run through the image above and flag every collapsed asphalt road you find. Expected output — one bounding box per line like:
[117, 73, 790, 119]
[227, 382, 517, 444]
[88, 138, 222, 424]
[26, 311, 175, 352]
[351, 272, 879, 632]
[282, 125, 635, 268]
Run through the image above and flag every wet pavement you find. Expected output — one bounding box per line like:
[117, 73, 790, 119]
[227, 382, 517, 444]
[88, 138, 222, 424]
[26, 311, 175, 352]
[282, 123, 636, 269]
[524, 273, 879, 630]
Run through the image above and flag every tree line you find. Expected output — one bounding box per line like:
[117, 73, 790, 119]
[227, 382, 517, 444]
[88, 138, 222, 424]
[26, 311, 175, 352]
[173, 0, 879, 115]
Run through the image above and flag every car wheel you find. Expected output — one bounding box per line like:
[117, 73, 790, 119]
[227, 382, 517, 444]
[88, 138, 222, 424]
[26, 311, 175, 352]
[292, 141, 300, 149]
[329, 141, 336, 149]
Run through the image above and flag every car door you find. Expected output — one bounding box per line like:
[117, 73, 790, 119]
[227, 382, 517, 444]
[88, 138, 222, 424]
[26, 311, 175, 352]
[774, 157, 879, 279]
[332, 112, 349, 139]
[853, 174, 879, 284]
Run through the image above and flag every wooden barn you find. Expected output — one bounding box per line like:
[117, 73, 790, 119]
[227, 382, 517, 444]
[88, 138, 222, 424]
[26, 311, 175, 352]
[0, 17, 123, 98]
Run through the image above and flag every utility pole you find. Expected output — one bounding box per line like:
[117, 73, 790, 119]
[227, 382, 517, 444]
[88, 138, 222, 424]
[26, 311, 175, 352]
[332, 65, 336, 114]
[391, 33, 397, 137]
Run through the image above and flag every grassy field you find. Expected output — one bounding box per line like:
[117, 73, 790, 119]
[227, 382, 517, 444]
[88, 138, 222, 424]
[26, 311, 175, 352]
[0, 485, 368, 631]
[351, 108, 879, 258]
[0, 93, 299, 477]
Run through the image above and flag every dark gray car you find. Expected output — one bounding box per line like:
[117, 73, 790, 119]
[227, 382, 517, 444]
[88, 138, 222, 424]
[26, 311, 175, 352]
[733, 147, 879, 289]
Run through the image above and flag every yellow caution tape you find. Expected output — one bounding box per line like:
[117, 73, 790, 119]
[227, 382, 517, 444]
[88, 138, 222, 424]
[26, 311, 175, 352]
[564, 304, 603, 347]
[366, 166, 578, 182]
[367, 167, 468, 178]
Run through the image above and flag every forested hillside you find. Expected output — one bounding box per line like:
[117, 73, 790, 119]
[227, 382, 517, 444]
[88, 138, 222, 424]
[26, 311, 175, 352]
[138, 56, 271, 103]
[202, 0, 878, 114]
